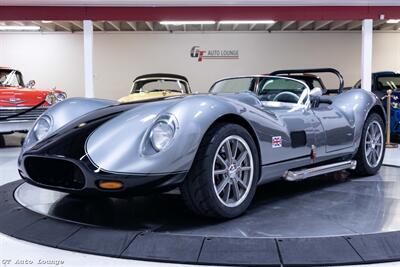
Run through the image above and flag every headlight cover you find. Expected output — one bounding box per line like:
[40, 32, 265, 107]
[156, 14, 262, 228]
[32, 115, 52, 141]
[46, 92, 67, 105]
[149, 114, 178, 152]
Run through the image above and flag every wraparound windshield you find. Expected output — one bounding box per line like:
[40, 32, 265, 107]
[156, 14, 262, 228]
[0, 69, 24, 87]
[131, 78, 190, 94]
[210, 76, 309, 105]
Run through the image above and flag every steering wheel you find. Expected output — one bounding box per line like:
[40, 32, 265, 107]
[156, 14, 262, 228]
[273, 91, 300, 103]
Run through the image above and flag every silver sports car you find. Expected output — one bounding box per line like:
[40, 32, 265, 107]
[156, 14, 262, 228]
[18, 72, 386, 218]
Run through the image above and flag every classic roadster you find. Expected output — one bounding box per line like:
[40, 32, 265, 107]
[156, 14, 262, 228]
[118, 73, 191, 103]
[19, 73, 385, 218]
[0, 67, 67, 146]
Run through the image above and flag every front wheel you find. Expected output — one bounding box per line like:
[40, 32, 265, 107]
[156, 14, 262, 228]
[180, 123, 259, 218]
[353, 113, 386, 176]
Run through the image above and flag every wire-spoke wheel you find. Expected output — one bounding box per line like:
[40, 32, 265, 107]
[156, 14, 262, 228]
[353, 113, 385, 176]
[212, 135, 254, 208]
[181, 123, 259, 218]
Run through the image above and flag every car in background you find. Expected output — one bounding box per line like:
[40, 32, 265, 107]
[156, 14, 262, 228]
[353, 72, 400, 141]
[0, 67, 67, 147]
[269, 68, 344, 95]
[119, 73, 191, 103]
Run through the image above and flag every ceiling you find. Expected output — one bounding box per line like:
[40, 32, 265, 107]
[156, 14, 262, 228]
[1, 0, 400, 6]
[1, 19, 399, 32]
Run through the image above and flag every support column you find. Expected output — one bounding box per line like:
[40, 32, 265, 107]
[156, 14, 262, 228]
[83, 20, 94, 98]
[361, 19, 373, 91]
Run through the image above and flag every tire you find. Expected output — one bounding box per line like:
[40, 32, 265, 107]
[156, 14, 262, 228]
[353, 113, 386, 176]
[180, 123, 260, 218]
[0, 135, 5, 148]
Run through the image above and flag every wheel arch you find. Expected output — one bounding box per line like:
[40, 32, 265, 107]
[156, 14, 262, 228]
[367, 104, 387, 127]
[204, 113, 262, 179]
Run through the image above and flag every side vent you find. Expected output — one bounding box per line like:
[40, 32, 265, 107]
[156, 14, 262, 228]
[290, 131, 307, 148]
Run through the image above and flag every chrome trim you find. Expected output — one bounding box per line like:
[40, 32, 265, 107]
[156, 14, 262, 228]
[283, 160, 357, 181]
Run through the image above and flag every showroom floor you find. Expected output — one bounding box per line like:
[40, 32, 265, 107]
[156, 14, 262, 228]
[1, 134, 400, 267]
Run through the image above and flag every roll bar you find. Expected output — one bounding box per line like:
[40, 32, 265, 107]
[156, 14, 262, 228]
[270, 68, 344, 93]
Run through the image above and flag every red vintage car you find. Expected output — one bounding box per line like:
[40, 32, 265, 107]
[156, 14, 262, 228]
[0, 67, 66, 146]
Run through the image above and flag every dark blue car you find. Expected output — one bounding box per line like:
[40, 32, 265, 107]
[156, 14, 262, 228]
[354, 72, 400, 140]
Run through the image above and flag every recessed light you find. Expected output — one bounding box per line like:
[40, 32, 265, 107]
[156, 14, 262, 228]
[219, 20, 275, 24]
[0, 25, 40, 31]
[41, 20, 53, 24]
[387, 19, 400, 24]
[160, 21, 216, 25]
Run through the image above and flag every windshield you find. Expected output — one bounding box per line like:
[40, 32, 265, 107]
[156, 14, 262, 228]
[377, 76, 400, 91]
[0, 69, 24, 87]
[131, 78, 189, 94]
[210, 76, 308, 105]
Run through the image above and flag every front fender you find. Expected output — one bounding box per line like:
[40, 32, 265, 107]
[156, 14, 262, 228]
[85, 94, 263, 174]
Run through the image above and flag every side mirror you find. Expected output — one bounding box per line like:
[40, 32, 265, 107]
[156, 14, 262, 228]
[310, 87, 323, 97]
[27, 80, 36, 88]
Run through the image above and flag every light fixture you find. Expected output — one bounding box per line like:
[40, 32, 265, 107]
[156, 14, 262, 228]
[219, 20, 275, 24]
[0, 25, 40, 31]
[41, 20, 53, 24]
[160, 21, 216, 25]
[387, 19, 400, 24]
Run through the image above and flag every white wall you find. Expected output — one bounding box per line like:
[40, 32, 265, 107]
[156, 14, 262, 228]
[2, 31, 400, 100]
[0, 33, 84, 97]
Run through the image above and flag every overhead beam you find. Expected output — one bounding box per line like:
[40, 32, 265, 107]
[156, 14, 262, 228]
[232, 23, 239, 31]
[265, 22, 275, 31]
[93, 21, 104, 31]
[347, 21, 363, 30]
[145, 21, 153, 31]
[379, 22, 397, 30]
[216, 22, 221, 31]
[70, 21, 83, 30]
[54, 21, 72, 32]
[126, 21, 137, 31]
[281, 20, 295, 31]
[297, 20, 314, 30]
[107, 21, 120, 31]
[314, 20, 332, 30]
[329, 20, 351, 30]
[249, 23, 257, 31]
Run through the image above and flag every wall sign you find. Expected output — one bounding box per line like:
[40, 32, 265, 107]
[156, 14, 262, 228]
[190, 46, 239, 62]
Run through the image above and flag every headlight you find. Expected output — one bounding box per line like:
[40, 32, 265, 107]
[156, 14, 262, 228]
[45, 92, 67, 105]
[149, 115, 178, 152]
[33, 116, 52, 141]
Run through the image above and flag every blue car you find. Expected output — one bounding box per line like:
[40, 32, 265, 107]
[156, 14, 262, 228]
[354, 72, 400, 141]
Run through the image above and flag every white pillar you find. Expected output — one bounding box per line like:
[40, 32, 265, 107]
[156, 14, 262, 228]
[361, 19, 373, 91]
[83, 20, 94, 98]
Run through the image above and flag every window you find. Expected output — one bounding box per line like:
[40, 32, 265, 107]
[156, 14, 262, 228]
[210, 77, 254, 93]
[131, 78, 189, 94]
[0, 70, 24, 88]
[377, 76, 400, 91]
[257, 77, 308, 104]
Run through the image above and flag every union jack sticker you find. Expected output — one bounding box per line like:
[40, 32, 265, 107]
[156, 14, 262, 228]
[272, 136, 282, 148]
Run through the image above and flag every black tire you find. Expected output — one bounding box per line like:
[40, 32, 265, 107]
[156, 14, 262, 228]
[0, 135, 5, 148]
[353, 113, 386, 176]
[180, 123, 260, 218]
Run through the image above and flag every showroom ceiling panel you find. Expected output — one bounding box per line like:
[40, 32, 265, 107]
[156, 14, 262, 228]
[0, 19, 399, 32]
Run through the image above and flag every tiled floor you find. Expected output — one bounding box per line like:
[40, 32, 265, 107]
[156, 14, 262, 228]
[0, 134, 399, 267]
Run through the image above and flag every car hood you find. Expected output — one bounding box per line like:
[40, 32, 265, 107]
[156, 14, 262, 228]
[118, 91, 184, 103]
[0, 86, 61, 107]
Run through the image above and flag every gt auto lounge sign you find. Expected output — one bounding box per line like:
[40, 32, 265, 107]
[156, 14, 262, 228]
[190, 46, 239, 62]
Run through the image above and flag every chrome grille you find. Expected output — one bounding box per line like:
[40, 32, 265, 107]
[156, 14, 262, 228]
[0, 107, 47, 122]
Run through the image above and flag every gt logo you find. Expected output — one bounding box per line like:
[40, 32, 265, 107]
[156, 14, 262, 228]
[272, 136, 282, 148]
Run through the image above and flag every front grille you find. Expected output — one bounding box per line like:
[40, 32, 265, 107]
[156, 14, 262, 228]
[24, 157, 85, 189]
[0, 107, 47, 121]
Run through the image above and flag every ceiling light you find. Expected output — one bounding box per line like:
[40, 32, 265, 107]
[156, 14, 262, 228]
[387, 19, 400, 24]
[41, 20, 53, 24]
[0, 25, 40, 31]
[219, 20, 275, 24]
[160, 21, 216, 25]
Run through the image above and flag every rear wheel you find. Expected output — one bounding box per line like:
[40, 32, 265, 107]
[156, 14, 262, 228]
[180, 123, 259, 218]
[353, 113, 385, 176]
